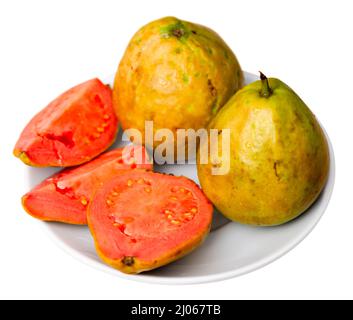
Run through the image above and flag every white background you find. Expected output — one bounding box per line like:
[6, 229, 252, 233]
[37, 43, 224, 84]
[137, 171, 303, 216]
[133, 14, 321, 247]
[0, 0, 352, 299]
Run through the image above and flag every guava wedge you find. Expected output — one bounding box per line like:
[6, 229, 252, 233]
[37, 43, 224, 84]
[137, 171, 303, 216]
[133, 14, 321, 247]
[14, 78, 118, 167]
[22, 146, 152, 225]
[88, 171, 213, 273]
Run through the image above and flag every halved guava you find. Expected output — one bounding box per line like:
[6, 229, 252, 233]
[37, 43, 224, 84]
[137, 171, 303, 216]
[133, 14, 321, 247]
[88, 171, 213, 273]
[14, 78, 118, 167]
[22, 146, 152, 225]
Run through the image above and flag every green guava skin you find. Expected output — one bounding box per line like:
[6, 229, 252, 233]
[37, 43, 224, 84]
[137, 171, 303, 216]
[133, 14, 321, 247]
[197, 77, 330, 226]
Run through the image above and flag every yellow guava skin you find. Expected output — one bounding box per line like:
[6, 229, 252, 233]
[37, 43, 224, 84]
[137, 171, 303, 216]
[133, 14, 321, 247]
[113, 17, 243, 155]
[197, 77, 330, 226]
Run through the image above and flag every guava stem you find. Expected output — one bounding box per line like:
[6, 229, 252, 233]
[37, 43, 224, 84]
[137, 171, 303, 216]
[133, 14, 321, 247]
[259, 71, 272, 98]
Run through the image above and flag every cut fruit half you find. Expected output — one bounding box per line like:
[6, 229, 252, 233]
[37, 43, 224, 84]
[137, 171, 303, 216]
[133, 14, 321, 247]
[22, 146, 152, 224]
[14, 78, 118, 167]
[88, 171, 213, 274]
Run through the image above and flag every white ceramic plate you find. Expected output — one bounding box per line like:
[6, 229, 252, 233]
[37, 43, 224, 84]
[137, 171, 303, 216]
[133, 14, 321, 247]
[26, 72, 335, 284]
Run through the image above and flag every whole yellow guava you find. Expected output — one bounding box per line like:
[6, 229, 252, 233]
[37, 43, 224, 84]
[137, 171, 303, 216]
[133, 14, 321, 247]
[197, 73, 330, 226]
[113, 17, 243, 158]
